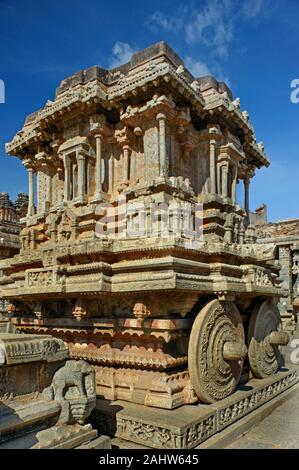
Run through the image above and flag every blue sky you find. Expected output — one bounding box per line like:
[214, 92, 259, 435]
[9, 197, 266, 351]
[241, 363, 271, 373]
[0, 0, 298, 221]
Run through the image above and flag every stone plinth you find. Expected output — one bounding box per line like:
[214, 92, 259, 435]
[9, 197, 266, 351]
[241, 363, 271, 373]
[93, 369, 297, 449]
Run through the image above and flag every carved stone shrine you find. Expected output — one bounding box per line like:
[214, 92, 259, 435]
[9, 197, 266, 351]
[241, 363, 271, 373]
[0, 42, 295, 448]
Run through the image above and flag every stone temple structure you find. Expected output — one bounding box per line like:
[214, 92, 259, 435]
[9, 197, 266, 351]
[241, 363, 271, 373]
[0, 42, 297, 448]
[254, 214, 299, 366]
[0, 192, 28, 260]
[0, 192, 28, 315]
[255, 216, 299, 325]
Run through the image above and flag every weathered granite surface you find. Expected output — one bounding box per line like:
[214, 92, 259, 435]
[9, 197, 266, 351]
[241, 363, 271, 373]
[0, 193, 28, 315]
[256, 217, 299, 325]
[0, 329, 110, 448]
[0, 42, 288, 413]
[94, 369, 298, 449]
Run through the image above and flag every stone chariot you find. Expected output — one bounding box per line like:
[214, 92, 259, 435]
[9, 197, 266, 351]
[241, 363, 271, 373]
[0, 42, 294, 448]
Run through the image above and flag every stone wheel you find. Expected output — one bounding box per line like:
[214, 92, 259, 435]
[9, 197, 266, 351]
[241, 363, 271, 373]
[248, 299, 289, 379]
[188, 299, 247, 404]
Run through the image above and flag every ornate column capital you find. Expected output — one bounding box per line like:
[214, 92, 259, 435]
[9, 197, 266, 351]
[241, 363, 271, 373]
[76, 150, 87, 161]
[115, 125, 133, 146]
[22, 158, 35, 170]
[207, 125, 223, 142]
[156, 112, 166, 122]
[89, 113, 107, 134]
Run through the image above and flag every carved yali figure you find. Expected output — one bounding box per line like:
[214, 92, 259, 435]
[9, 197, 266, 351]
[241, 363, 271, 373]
[188, 300, 247, 404]
[248, 299, 289, 378]
[43, 359, 96, 425]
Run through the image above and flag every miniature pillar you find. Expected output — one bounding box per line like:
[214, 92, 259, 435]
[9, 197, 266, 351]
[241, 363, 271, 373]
[63, 154, 72, 201]
[221, 164, 228, 198]
[217, 161, 221, 197]
[94, 134, 103, 199]
[244, 177, 250, 218]
[232, 166, 237, 204]
[108, 153, 114, 194]
[157, 113, 167, 177]
[77, 151, 86, 201]
[209, 140, 216, 195]
[36, 171, 42, 214]
[46, 171, 52, 205]
[27, 167, 35, 217]
[123, 145, 130, 181]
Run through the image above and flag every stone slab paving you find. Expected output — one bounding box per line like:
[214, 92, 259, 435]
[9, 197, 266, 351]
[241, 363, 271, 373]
[226, 386, 299, 449]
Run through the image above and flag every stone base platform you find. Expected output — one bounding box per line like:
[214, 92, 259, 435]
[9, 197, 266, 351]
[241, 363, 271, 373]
[93, 368, 298, 449]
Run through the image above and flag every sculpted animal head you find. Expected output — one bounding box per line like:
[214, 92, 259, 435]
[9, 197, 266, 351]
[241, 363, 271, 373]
[74, 359, 93, 374]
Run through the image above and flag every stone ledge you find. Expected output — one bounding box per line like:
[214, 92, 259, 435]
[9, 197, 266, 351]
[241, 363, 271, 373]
[0, 333, 68, 365]
[197, 380, 299, 449]
[94, 368, 298, 449]
[0, 400, 60, 437]
[76, 434, 112, 449]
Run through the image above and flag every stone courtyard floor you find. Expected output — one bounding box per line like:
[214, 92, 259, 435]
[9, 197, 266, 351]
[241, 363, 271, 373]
[226, 384, 299, 449]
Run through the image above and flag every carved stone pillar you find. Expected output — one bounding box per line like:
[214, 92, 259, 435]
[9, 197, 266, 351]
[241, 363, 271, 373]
[46, 170, 52, 206]
[221, 164, 228, 198]
[232, 166, 237, 204]
[27, 167, 35, 217]
[244, 177, 250, 216]
[123, 145, 131, 181]
[157, 113, 167, 177]
[217, 161, 221, 197]
[94, 133, 103, 200]
[209, 139, 216, 195]
[77, 151, 86, 201]
[38, 164, 52, 213]
[63, 153, 72, 202]
[108, 152, 114, 194]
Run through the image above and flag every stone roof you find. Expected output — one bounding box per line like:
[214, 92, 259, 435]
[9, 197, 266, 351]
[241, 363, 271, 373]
[5, 41, 269, 169]
[0, 192, 14, 209]
[0, 192, 28, 213]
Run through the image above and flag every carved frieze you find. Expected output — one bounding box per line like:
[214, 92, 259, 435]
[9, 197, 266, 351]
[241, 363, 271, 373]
[0, 333, 68, 365]
[94, 370, 297, 448]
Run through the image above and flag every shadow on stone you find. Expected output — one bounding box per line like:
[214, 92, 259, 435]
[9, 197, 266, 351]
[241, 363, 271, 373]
[88, 401, 123, 437]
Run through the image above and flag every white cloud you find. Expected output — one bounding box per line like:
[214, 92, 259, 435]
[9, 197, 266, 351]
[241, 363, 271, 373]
[146, 11, 183, 32]
[242, 0, 264, 18]
[185, 0, 233, 57]
[184, 56, 210, 77]
[109, 42, 136, 68]
[146, 1, 234, 58]
[145, 0, 268, 58]
[184, 56, 230, 86]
